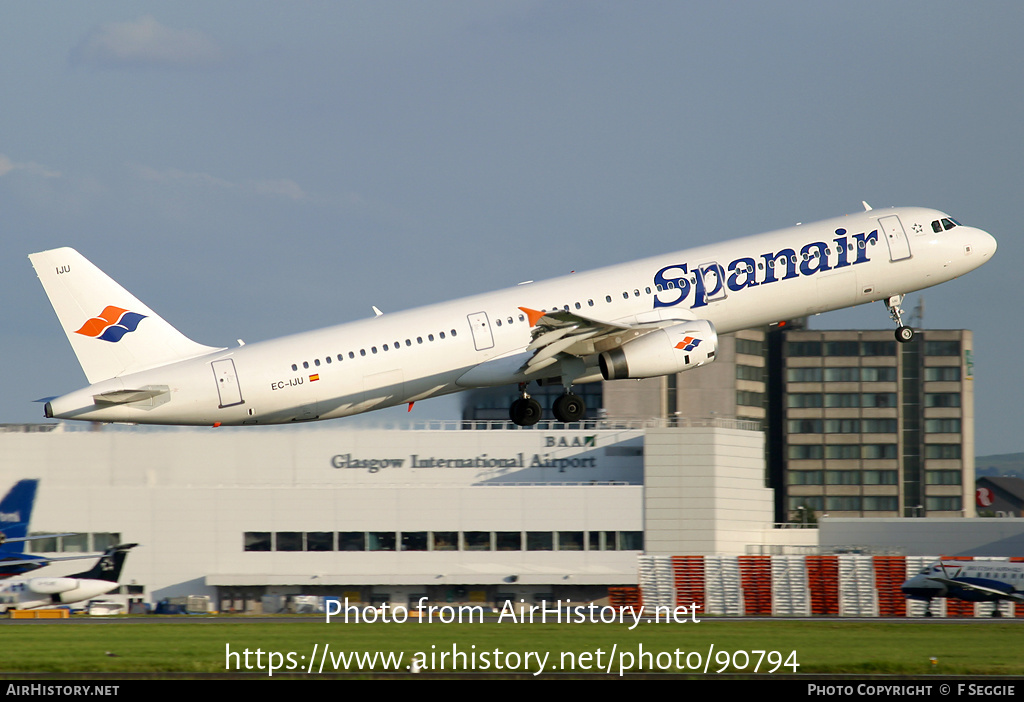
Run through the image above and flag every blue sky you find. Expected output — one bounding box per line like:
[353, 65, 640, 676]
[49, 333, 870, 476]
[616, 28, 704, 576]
[2, 2, 1021, 453]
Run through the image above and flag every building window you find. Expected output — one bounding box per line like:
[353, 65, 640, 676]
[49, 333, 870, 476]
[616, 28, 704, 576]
[401, 532, 428, 551]
[826, 496, 861, 511]
[826, 470, 861, 485]
[306, 532, 334, 551]
[788, 444, 824, 460]
[926, 496, 963, 511]
[788, 470, 823, 485]
[861, 367, 898, 382]
[825, 445, 860, 460]
[862, 419, 898, 433]
[275, 532, 303, 551]
[368, 532, 396, 551]
[788, 419, 823, 434]
[824, 341, 860, 356]
[787, 368, 823, 383]
[824, 393, 859, 408]
[925, 418, 962, 433]
[926, 471, 963, 485]
[862, 444, 898, 459]
[431, 532, 458, 551]
[788, 393, 823, 408]
[557, 532, 584, 551]
[787, 341, 822, 356]
[860, 341, 896, 356]
[526, 532, 553, 551]
[463, 531, 491, 551]
[338, 532, 366, 551]
[863, 496, 899, 511]
[824, 368, 860, 383]
[925, 444, 962, 459]
[925, 367, 961, 381]
[495, 532, 522, 551]
[863, 470, 898, 485]
[924, 341, 961, 356]
[244, 532, 271, 552]
[925, 393, 961, 408]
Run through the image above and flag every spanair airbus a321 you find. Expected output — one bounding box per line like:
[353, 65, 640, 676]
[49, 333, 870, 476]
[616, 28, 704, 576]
[29, 203, 995, 427]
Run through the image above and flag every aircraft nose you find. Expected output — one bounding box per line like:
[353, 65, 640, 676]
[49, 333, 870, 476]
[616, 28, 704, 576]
[974, 227, 997, 259]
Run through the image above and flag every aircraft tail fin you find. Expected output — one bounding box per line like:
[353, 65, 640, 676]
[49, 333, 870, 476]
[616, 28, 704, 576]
[72, 543, 137, 582]
[0, 479, 38, 549]
[29, 248, 222, 383]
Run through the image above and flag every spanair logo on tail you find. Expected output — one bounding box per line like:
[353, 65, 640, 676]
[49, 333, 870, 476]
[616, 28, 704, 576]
[74, 306, 147, 343]
[674, 336, 701, 352]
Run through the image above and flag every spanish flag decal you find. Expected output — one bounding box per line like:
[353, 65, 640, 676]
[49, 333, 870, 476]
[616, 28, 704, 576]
[309, 374, 320, 382]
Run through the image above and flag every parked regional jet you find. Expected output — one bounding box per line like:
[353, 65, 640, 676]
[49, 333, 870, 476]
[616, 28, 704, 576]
[902, 558, 1024, 617]
[0, 480, 79, 578]
[30, 204, 995, 427]
[0, 543, 136, 611]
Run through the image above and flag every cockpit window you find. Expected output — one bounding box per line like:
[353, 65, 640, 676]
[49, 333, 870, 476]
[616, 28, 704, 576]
[941, 218, 957, 230]
[931, 220, 942, 233]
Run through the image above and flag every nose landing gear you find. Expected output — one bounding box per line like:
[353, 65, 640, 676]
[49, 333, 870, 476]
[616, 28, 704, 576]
[886, 295, 915, 343]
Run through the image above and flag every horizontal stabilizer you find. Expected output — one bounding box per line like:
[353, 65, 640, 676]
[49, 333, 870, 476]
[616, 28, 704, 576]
[93, 387, 169, 405]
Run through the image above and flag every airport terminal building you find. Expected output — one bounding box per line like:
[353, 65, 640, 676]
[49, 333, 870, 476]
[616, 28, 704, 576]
[3, 419, 774, 611]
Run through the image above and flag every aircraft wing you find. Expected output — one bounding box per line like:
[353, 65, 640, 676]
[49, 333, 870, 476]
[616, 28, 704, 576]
[516, 306, 664, 376]
[0, 533, 76, 546]
[0, 552, 101, 569]
[929, 577, 1024, 601]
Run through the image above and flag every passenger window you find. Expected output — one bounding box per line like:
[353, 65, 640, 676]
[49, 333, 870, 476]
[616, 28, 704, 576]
[451, 329, 457, 336]
[383, 344, 389, 351]
[349, 351, 355, 359]
[371, 347, 377, 354]
[360, 349, 366, 357]
[605, 295, 612, 303]
[575, 302, 581, 310]
[326, 356, 332, 364]
[439, 332, 446, 339]
[303, 361, 309, 369]
[428, 334, 434, 341]
[496, 319, 502, 326]
[337, 355, 344, 362]
[291, 364, 297, 371]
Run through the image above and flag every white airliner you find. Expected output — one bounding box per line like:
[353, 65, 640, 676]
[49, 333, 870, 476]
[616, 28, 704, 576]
[0, 543, 136, 612]
[902, 558, 1024, 617]
[29, 204, 995, 427]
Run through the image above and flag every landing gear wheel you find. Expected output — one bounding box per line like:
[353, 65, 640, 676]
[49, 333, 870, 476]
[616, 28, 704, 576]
[552, 393, 586, 423]
[509, 398, 542, 426]
[895, 326, 914, 343]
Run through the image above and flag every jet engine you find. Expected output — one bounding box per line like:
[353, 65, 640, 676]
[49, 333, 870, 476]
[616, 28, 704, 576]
[599, 320, 718, 380]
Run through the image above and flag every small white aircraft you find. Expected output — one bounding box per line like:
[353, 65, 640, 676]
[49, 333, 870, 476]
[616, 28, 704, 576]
[29, 204, 995, 427]
[902, 558, 1024, 617]
[0, 543, 136, 611]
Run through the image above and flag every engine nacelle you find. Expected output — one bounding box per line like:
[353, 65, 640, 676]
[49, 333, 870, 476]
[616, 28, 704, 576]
[27, 577, 79, 595]
[599, 320, 718, 380]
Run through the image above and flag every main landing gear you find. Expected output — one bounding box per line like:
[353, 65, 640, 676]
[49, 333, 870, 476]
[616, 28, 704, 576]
[509, 383, 542, 426]
[508, 383, 587, 426]
[885, 294, 915, 343]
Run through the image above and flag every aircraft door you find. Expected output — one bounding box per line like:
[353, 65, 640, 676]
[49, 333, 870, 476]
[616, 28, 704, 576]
[878, 215, 912, 261]
[467, 312, 495, 351]
[211, 359, 244, 408]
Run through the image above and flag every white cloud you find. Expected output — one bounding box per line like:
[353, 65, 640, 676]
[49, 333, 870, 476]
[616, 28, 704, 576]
[0, 153, 61, 179]
[129, 164, 307, 201]
[71, 16, 223, 69]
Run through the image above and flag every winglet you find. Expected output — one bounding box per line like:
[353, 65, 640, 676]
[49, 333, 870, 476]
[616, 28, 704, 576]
[518, 307, 546, 327]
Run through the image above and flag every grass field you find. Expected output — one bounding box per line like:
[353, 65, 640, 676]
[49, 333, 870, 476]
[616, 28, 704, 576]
[1, 618, 1022, 676]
